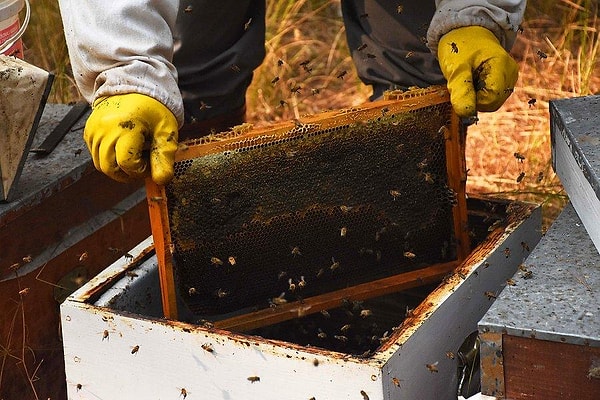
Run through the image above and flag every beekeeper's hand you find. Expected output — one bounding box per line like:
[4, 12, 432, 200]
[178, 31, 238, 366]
[84, 93, 178, 185]
[437, 26, 519, 118]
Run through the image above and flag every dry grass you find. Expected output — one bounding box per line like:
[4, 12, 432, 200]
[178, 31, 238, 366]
[466, 0, 599, 228]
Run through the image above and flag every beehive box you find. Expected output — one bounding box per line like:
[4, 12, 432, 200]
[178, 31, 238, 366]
[61, 195, 540, 400]
[478, 204, 600, 400]
[61, 88, 542, 399]
[477, 94, 600, 400]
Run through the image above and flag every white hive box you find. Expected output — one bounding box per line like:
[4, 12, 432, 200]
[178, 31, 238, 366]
[60, 198, 541, 400]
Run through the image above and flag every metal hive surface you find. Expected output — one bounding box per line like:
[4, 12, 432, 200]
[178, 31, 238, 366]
[166, 88, 459, 316]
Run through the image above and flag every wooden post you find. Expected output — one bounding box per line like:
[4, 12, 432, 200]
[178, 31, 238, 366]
[145, 177, 178, 320]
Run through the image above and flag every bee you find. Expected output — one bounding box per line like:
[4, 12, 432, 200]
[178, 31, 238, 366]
[337, 70, 347, 79]
[291, 246, 302, 256]
[131, 345, 140, 354]
[247, 376, 260, 383]
[521, 241, 530, 252]
[528, 98, 537, 107]
[340, 205, 353, 213]
[392, 377, 402, 387]
[504, 247, 511, 258]
[405, 50, 415, 59]
[271, 76, 280, 85]
[518, 263, 528, 271]
[381, 107, 389, 116]
[485, 291, 497, 300]
[403, 251, 416, 259]
[513, 152, 526, 162]
[517, 24, 524, 34]
[201, 343, 214, 353]
[244, 18, 252, 31]
[316, 268, 324, 278]
[361, 390, 370, 400]
[357, 43, 368, 51]
[298, 275, 307, 289]
[446, 351, 455, 359]
[271, 292, 288, 305]
[506, 278, 516, 286]
[450, 42, 459, 53]
[210, 257, 223, 266]
[184, 5, 193, 13]
[521, 269, 533, 279]
[426, 362, 439, 373]
[317, 330, 327, 339]
[379, 331, 390, 343]
[74, 148, 83, 156]
[475, 79, 486, 91]
[423, 172, 434, 184]
[19, 288, 30, 296]
[199, 101, 212, 110]
[277, 271, 287, 280]
[340, 226, 348, 238]
[102, 330, 109, 341]
[311, 88, 320, 96]
[334, 335, 348, 343]
[365, 53, 377, 59]
[397, 4, 404, 13]
[537, 50, 548, 59]
[290, 84, 302, 94]
[288, 278, 297, 292]
[516, 171, 525, 183]
[417, 158, 428, 169]
[389, 189, 401, 200]
[180, 388, 188, 399]
[150, 196, 163, 202]
[228, 256, 236, 266]
[537, 171, 544, 182]
[277, 59, 284, 67]
[340, 324, 351, 333]
[330, 257, 340, 271]
[360, 309, 372, 318]
[216, 288, 229, 298]
[22, 255, 32, 263]
[320, 309, 331, 318]
[299, 59, 311, 67]
[79, 252, 88, 262]
[504, 87, 514, 94]
[124, 253, 134, 262]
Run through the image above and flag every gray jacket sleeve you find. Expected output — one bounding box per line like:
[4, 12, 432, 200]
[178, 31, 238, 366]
[427, 0, 527, 55]
[58, 0, 184, 126]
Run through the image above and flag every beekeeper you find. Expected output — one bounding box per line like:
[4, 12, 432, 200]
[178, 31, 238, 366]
[58, 0, 525, 185]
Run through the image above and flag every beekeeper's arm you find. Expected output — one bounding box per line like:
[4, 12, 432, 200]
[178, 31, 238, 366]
[58, 1, 182, 184]
[427, 0, 526, 118]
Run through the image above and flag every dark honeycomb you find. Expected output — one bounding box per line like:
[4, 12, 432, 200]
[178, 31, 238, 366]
[167, 99, 457, 316]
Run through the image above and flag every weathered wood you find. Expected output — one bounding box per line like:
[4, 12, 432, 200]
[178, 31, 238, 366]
[214, 261, 458, 332]
[503, 335, 600, 400]
[145, 178, 178, 320]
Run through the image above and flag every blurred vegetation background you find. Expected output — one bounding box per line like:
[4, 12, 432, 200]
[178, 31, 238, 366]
[22, 0, 600, 228]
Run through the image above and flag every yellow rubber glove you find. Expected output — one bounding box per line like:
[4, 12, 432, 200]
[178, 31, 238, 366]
[438, 26, 519, 118]
[84, 93, 179, 185]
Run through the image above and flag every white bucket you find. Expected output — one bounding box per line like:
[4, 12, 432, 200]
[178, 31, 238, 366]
[0, 0, 29, 58]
